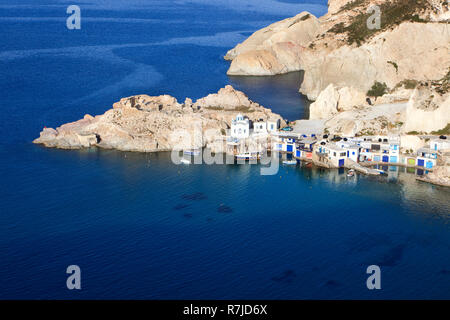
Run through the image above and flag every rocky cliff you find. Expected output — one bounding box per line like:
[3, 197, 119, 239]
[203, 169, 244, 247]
[225, 0, 450, 135]
[34, 86, 283, 153]
[226, 0, 449, 96]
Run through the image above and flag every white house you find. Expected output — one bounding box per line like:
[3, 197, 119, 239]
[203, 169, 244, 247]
[230, 114, 250, 139]
[417, 148, 438, 169]
[267, 118, 280, 133]
[336, 141, 360, 163]
[314, 142, 347, 167]
[430, 138, 450, 152]
[253, 120, 268, 134]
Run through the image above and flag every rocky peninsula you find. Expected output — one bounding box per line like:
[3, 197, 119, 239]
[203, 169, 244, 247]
[34, 86, 283, 153]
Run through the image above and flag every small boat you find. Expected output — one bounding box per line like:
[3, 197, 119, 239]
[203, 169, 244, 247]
[235, 153, 258, 161]
[283, 160, 297, 165]
[374, 169, 387, 175]
[184, 149, 200, 156]
[180, 158, 191, 165]
[347, 169, 355, 177]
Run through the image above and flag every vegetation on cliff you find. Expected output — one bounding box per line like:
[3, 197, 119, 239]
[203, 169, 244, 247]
[330, 0, 433, 45]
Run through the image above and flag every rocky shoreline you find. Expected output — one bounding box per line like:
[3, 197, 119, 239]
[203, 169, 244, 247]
[34, 0, 450, 187]
[34, 86, 284, 153]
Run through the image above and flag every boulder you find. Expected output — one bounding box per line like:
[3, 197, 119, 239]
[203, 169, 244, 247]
[309, 84, 340, 119]
[403, 88, 450, 133]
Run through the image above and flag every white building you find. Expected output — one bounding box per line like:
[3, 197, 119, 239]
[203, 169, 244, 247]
[230, 114, 250, 139]
[253, 120, 268, 135]
[336, 141, 360, 163]
[314, 142, 347, 167]
[267, 118, 280, 133]
[430, 138, 450, 152]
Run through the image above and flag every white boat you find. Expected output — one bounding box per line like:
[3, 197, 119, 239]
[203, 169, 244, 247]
[283, 160, 297, 165]
[347, 169, 355, 177]
[184, 149, 200, 156]
[180, 158, 191, 164]
[374, 169, 386, 175]
[235, 153, 258, 161]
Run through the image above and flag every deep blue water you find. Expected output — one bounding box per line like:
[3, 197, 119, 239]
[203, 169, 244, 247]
[0, 0, 449, 299]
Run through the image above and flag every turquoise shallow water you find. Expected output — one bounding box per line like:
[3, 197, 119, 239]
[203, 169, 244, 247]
[0, 0, 449, 299]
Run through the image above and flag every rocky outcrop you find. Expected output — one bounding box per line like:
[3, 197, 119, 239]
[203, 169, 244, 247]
[309, 84, 340, 120]
[226, 0, 450, 100]
[400, 135, 426, 153]
[34, 86, 283, 153]
[417, 165, 450, 187]
[403, 87, 450, 134]
[309, 84, 367, 119]
[300, 22, 449, 100]
[226, 11, 320, 76]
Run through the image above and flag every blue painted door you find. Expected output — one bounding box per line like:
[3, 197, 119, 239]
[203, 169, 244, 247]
[382, 156, 389, 163]
[296, 150, 300, 157]
[418, 159, 424, 167]
[339, 159, 345, 167]
[287, 145, 293, 152]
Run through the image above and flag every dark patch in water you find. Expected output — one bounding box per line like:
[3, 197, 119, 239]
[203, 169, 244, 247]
[439, 269, 450, 275]
[206, 217, 214, 222]
[347, 232, 393, 253]
[173, 203, 190, 210]
[183, 213, 193, 218]
[182, 192, 207, 201]
[324, 280, 341, 288]
[218, 204, 233, 213]
[377, 244, 406, 267]
[271, 270, 296, 283]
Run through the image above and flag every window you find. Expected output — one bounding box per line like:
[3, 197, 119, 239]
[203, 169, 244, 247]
[352, 152, 355, 155]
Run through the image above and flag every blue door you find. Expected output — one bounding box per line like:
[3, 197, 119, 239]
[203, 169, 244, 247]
[339, 159, 345, 167]
[382, 156, 389, 163]
[287, 145, 293, 153]
[418, 159, 424, 167]
[347, 151, 349, 157]
[296, 150, 300, 157]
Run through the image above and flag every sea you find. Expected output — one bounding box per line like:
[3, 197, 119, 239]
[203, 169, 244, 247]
[0, 0, 449, 299]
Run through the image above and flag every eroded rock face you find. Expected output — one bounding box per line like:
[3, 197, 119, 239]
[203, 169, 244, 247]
[34, 86, 283, 153]
[323, 102, 407, 137]
[403, 88, 450, 133]
[226, 1, 449, 100]
[327, 0, 353, 15]
[225, 11, 320, 76]
[309, 84, 340, 120]
[300, 22, 450, 100]
[309, 84, 367, 120]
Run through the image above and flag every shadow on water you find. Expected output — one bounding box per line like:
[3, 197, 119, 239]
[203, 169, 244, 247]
[271, 270, 296, 283]
[228, 71, 311, 121]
